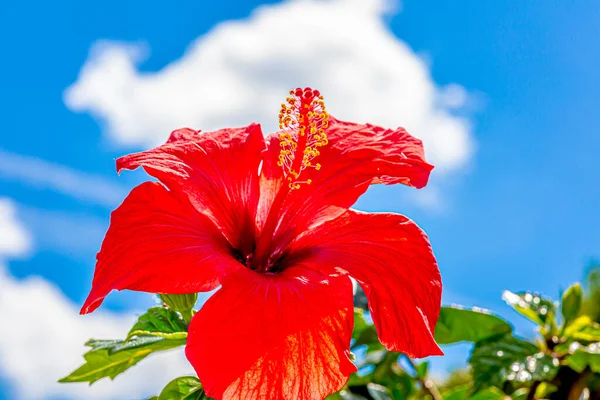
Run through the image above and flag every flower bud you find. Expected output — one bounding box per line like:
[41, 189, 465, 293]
[159, 293, 198, 313]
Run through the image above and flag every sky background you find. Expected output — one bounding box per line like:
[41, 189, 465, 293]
[1, 0, 599, 398]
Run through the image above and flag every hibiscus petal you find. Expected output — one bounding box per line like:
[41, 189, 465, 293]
[166, 127, 202, 143]
[117, 124, 265, 254]
[289, 210, 442, 358]
[81, 182, 242, 314]
[258, 117, 433, 255]
[186, 267, 356, 400]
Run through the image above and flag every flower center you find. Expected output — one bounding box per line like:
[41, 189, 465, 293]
[277, 87, 329, 190]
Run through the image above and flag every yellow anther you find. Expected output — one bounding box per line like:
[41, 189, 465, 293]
[277, 87, 329, 191]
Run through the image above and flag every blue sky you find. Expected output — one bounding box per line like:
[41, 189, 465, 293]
[0, 0, 599, 398]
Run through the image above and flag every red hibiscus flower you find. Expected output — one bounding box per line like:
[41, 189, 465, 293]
[81, 87, 442, 400]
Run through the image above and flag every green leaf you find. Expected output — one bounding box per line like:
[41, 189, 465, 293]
[358, 349, 388, 367]
[563, 316, 600, 342]
[434, 306, 512, 345]
[415, 361, 429, 379]
[502, 291, 556, 326]
[347, 373, 372, 388]
[352, 349, 416, 398]
[332, 391, 368, 400]
[561, 283, 582, 326]
[534, 382, 558, 398]
[158, 376, 207, 400]
[444, 387, 470, 400]
[470, 387, 510, 399]
[353, 308, 370, 341]
[352, 308, 382, 350]
[59, 335, 186, 384]
[566, 342, 600, 373]
[372, 351, 401, 382]
[566, 349, 588, 372]
[128, 306, 188, 339]
[366, 383, 393, 400]
[444, 386, 508, 400]
[469, 334, 558, 392]
[510, 388, 528, 400]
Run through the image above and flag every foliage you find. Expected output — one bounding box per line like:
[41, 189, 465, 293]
[60, 277, 600, 399]
[582, 261, 600, 323]
[58, 336, 187, 384]
[153, 376, 208, 400]
[59, 306, 188, 384]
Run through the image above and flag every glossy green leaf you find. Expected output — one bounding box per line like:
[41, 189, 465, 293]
[346, 373, 372, 389]
[534, 382, 558, 398]
[472, 387, 510, 399]
[561, 283, 582, 326]
[59, 335, 186, 384]
[128, 306, 188, 339]
[366, 383, 393, 400]
[333, 391, 368, 400]
[351, 348, 416, 398]
[158, 376, 207, 400]
[434, 306, 512, 345]
[444, 386, 508, 400]
[510, 388, 528, 400]
[359, 349, 388, 367]
[444, 387, 470, 400]
[469, 334, 557, 392]
[372, 351, 401, 382]
[573, 324, 600, 342]
[566, 342, 600, 373]
[563, 316, 600, 342]
[353, 308, 370, 341]
[415, 361, 429, 379]
[502, 291, 556, 326]
[566, 350, 588, 372]
[352, 308, 381, 350]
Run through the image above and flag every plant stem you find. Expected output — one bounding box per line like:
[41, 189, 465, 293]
[405, 356, 442, 400]
[568, 369, 591, 400]
[527, 381, 540, 400]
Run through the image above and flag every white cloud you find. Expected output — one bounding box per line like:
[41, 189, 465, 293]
[0, 149, 128, 208]
[0, 264, 194, 400]
[0, 198, 32, 259]
[0, 200, 194, 399]
[65, 0, 474, 176]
